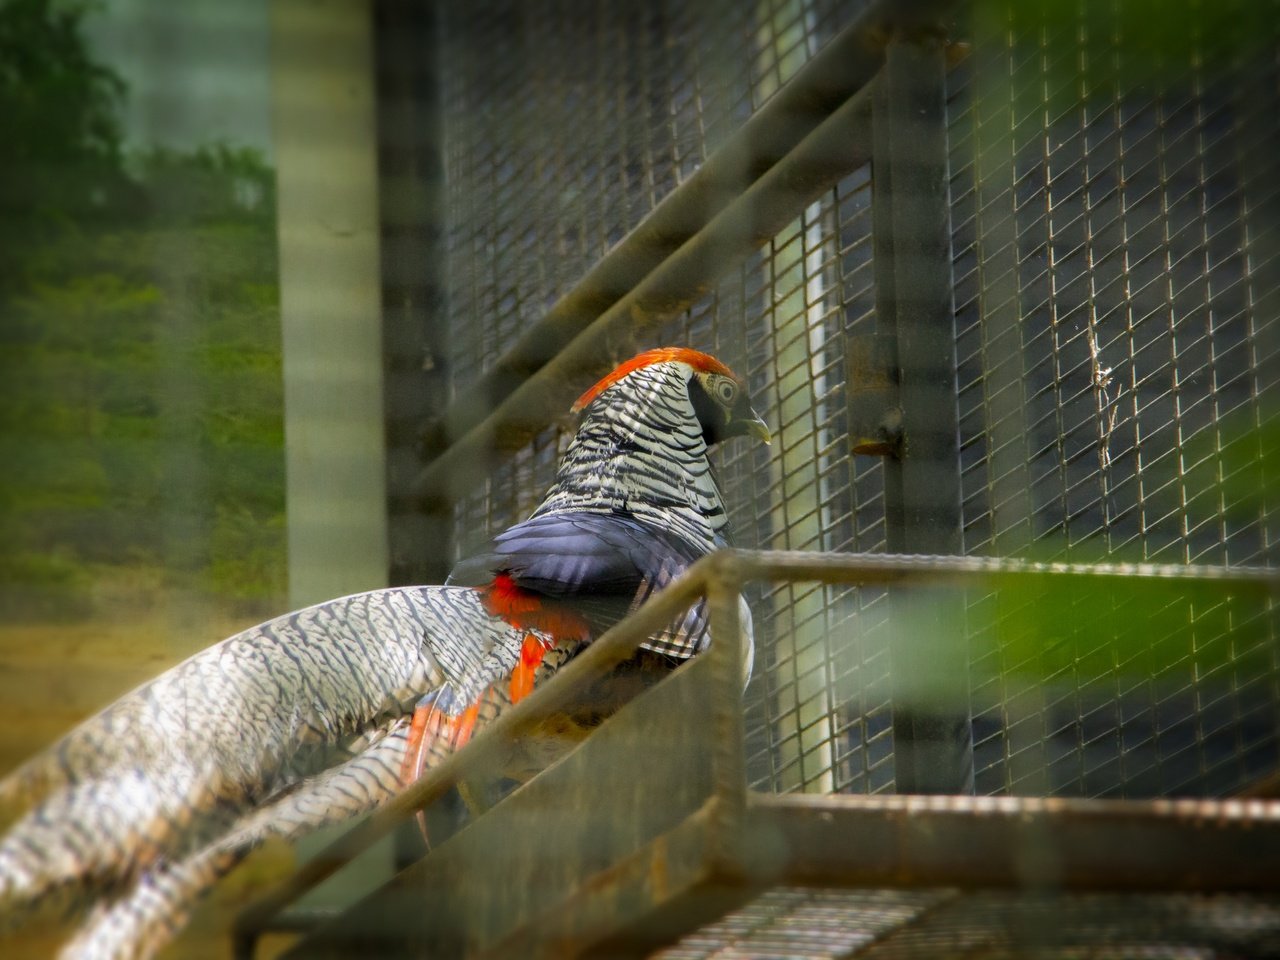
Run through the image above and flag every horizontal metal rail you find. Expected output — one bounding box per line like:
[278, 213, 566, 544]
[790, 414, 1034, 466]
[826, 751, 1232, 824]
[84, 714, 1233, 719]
[727, 548, 1280, 587]
[469, 790, 1280, 959]
[234, 548, 1278, 951]
[749, 791, 1280, 891]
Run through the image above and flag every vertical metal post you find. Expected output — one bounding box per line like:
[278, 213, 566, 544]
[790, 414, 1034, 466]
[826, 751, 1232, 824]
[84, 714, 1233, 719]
[372, 0, 457, 870]
[271, 0, 405, 919]
[872, 29, 974, 794]
[376, 0, 451, 589]
[274, 0, 388, 609]
[706, 559, 748, 875]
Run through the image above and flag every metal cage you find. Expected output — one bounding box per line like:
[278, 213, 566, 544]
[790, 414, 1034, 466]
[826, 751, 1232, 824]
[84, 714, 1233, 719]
[240, 0, 1280, 954]
[425, 0, 1279, 803]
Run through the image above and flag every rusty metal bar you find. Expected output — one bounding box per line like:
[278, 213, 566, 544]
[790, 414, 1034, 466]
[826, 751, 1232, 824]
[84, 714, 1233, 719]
[475, 793, 1280, 959]
[236, 548, 1277, 952]
[745, 792, 1280, 892]
[275, 655, 731, 958]
[416, 0, 952, 470]
[233, 563, 713, 952]
[704, 554, 748, 875]
[478, 803, 760, 960]
[409, 93, 881, 509]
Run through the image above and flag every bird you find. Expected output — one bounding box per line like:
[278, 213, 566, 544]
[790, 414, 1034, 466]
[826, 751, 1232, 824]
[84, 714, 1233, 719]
[0, 346, 768, 959]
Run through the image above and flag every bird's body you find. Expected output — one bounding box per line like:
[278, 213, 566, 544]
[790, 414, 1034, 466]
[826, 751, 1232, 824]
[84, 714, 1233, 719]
[0, 347, 767, 958]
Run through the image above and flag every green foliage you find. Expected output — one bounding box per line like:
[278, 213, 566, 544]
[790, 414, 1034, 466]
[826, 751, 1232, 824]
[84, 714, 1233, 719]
[970, 0, 1275, 119]
[0, 549, 92, 620]
[208, 504, 286, 601]
[0, 214, 285, 605]
[982, 572, 1273, 689]
[0, 0, 140, 292]
[131, 144, 276, 226]
[889, 558, 1276, 713]
[0, 0, 286, 616]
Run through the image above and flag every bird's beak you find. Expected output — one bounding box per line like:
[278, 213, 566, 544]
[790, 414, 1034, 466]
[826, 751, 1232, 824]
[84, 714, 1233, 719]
[744, 411, 771, 445]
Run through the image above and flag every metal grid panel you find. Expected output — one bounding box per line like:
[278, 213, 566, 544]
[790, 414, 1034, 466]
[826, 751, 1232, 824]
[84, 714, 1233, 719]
[439, 0, 892, 801]
[948, 0, 1280, 798]
[438, 0, 877, 390]
[950, 0, 1279, 566]
[441, 0, 876, 548]
[434, 0, 1278, 803]
[658, 888, 1280, 959]
[438, 0, 727, 387]
[657, 888, 947, 959]
[691, 175, 893, 796]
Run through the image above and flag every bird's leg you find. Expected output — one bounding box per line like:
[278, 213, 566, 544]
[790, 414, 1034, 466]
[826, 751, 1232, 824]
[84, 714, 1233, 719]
[401, 631, 552, 840]
[449, 699, 483, 750]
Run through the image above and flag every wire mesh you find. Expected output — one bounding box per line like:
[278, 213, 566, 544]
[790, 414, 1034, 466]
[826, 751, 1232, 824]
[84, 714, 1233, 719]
[950, 0, 1279, 566]
[438, 0, 887, 796]
[433, 0, 1278, 804]
[436, 0, 810, 391]
[948, 0, 1280, 798]
[657, 887, 1280, 959]
[685, 175, 894, 797]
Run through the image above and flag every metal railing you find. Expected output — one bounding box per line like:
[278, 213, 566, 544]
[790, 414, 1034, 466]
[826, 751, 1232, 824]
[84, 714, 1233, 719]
[236, 0, 1280, 949]
[234, 548, 1278, 955]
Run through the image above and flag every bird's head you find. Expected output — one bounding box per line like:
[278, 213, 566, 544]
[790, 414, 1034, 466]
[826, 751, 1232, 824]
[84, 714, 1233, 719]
[573, 347, 771, 448]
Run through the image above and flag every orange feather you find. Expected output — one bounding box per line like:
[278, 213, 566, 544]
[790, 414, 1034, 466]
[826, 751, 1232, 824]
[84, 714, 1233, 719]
[481, 573, 591, 641]
[571, 347, 738, 412]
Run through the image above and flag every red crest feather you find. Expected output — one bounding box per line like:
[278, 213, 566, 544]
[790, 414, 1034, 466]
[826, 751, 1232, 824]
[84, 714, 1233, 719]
[571, 347, 736, 412]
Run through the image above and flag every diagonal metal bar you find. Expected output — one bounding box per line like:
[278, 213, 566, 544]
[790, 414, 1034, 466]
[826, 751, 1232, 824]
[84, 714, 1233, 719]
[233, 560, 714, 954]
[411, 83, 879, 509]
[416, 0, 956, 471]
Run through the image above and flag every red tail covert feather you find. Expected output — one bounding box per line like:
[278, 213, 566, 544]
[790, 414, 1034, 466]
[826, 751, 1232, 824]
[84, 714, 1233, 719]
[481, 574, 591, 641]
[401, 693, 487, 789]
[572, 347, 738, 412]
[509, 633, 552, 703]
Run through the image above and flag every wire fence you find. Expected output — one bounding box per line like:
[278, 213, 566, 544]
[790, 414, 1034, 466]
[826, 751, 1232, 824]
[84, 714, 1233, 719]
[431, 0, 1278, 803]
[658, 887, 1280, 959]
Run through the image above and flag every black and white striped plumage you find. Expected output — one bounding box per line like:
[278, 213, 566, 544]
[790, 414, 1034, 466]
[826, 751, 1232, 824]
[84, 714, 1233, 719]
[0, 348, 766, 958]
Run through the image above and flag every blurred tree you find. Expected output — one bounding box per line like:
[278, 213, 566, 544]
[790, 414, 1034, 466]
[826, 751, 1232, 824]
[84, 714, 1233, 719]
[134, 144, 276, 227]
[0, 0, 141, 292]
[0, 0, 285, 617]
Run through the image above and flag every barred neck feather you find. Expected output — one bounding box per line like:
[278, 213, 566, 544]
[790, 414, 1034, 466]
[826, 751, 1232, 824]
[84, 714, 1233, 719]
[532, 361, 728, 550]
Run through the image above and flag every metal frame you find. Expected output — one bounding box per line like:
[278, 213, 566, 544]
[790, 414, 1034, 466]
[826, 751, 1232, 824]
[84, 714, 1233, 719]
[375, 0, 452, 588]
[408, 0, 956, 510]
[238, 0, 1279, 952]
[871, 29, 973, 795]
[234, 550, 1278, 957]
[272, 0, 388, 609]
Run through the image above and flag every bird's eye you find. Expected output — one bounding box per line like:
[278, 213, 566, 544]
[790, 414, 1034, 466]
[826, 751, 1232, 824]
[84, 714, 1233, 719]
[715, 378, 737, 403]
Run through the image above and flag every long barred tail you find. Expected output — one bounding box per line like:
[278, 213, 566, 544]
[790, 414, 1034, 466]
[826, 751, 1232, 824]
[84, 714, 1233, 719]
[0, 585, 530, 943]
[54, 717, 413, 960]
